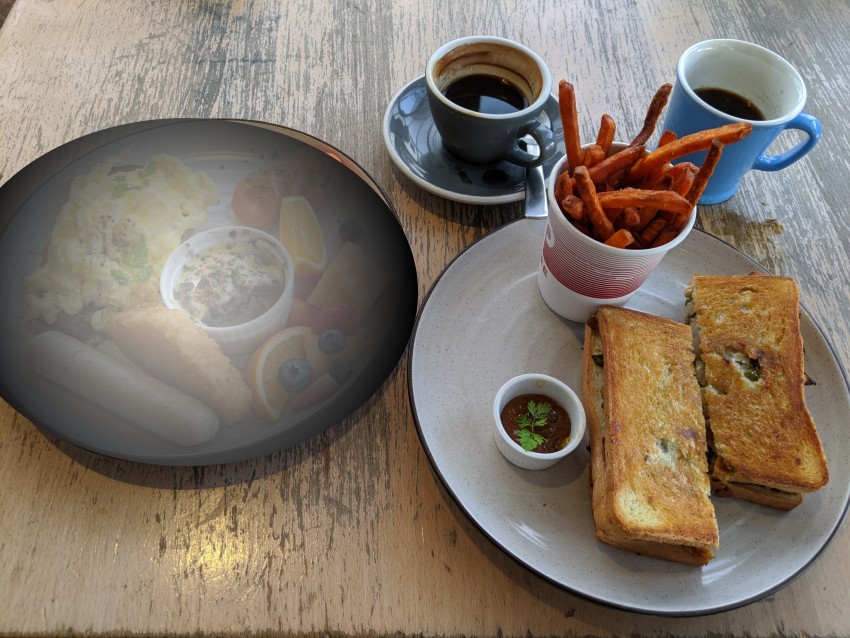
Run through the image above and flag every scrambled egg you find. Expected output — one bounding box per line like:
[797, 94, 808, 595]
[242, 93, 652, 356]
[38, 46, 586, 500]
[26, 154, 218, 325]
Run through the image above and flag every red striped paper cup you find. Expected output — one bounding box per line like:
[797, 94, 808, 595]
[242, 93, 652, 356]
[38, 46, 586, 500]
[538, 145, 696, 320]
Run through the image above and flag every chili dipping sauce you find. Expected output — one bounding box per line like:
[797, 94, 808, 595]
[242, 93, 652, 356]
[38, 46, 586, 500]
[500, 393, 572, 454]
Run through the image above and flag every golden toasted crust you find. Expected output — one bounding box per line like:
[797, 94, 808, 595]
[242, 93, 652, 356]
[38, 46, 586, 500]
[687, 274, 829, 505]
[104, 306, 252, 426]
[594, 529, 715, 566]
[583, 307, 718, 565]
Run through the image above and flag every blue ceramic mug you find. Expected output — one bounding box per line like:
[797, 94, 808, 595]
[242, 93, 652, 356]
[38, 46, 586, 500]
[425, 36, 556, 168]
[661, 39, 822, 204]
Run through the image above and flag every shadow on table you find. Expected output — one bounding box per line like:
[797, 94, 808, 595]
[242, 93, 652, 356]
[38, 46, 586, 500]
[37, 372, 396, 489]
[0, 0, 15, 28]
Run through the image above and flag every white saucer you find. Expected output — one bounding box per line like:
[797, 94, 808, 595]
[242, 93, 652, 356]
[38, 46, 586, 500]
[382, 76, 565, 205]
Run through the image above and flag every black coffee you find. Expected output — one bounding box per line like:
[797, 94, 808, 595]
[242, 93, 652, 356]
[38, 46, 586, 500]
[694, 87, 766, 121]
[443, 74, 528, 115]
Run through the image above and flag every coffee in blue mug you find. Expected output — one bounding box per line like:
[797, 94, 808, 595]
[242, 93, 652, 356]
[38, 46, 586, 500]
[662, 39, 822, 204]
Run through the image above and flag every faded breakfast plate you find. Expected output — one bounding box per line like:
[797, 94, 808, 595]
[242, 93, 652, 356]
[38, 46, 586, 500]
[382, 76, 565, 204]
[0, 119, 418, 465]
[408, 218, 850, 616]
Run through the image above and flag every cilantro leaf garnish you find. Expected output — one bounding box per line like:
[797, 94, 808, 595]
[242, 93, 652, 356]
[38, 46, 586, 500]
[111, 235, 153, 284]
[111, 163, 155, 199]
[517, 428, 547, 452]
[514, 400, 552, 451]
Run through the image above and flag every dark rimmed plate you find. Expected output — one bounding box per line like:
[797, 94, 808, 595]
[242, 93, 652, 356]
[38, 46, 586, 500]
[0, 119, 418, 465]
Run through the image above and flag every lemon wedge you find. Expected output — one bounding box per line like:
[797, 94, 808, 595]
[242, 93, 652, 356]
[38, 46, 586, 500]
[245, 325, 312, 422]
[279, 196, 328, 277]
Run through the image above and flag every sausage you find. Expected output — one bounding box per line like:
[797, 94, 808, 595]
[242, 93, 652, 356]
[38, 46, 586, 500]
[26, 331, 220, 447]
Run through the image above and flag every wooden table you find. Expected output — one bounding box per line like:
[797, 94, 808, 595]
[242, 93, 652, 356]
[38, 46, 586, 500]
[1, 0, 849, 635]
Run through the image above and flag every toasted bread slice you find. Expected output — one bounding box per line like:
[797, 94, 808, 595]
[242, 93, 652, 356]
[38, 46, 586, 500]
[583, 307, 718, 566]
[685, 274, 829, 509]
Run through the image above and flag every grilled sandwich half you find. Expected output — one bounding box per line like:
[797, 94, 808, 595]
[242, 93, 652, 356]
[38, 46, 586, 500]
[583, 306, 719, 565]
[685, 274, 829, 510]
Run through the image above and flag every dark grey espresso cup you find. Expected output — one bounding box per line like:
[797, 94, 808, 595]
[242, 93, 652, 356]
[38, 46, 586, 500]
[425, 36, 556, 167]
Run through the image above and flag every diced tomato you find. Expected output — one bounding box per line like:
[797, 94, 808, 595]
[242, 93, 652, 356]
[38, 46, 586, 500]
[289, 373, 341, 412]
[231, 172, 282, 230]
[287, 298, 320, 328]
[312, 304, 360, 336]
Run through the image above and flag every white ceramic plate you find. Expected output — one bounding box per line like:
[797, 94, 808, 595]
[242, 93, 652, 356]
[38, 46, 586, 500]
[408, 218, 850, 616]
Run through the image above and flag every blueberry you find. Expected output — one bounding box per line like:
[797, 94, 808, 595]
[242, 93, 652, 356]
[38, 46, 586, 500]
[339, 219, 362, 244]
[277, 359, 313, 393]
[318, 329, 346, 355]
[329, 358, 353, 384]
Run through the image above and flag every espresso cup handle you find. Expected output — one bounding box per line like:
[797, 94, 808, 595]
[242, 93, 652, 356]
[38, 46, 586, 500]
[506, 120, 556, 168]
[752, 112, 822, 172]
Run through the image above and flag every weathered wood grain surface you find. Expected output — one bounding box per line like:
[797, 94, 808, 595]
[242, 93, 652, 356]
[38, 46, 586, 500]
[1, 0, 849, 635]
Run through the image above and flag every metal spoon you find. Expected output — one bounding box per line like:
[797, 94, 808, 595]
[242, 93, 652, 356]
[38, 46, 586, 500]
[523, 139, 548, 219]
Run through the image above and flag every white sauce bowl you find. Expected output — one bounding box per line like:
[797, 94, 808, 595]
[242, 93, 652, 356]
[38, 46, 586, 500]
[160, 226, 294, 355]
[493, 373, 586, 470]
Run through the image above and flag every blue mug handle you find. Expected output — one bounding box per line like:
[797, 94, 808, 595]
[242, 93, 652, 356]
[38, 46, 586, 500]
[752, 112, 822, 172]
[507, 120, 557, 168]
